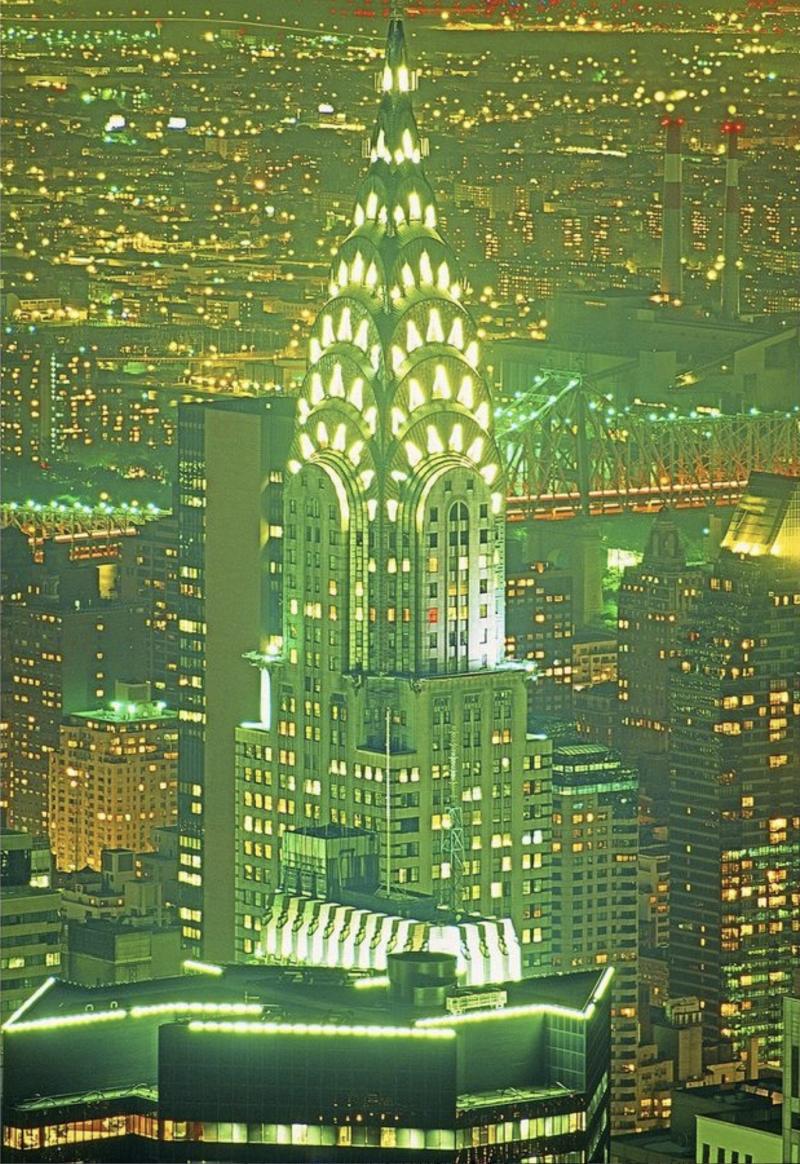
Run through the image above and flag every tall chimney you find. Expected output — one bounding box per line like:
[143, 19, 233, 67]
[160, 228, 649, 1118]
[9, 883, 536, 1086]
[660, 116, 685, 301]
[721, 119, 743, 320]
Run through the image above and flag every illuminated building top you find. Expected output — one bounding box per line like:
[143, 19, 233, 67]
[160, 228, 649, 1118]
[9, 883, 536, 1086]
[720, 471, 800, 561]
[285, 13, 506, 678]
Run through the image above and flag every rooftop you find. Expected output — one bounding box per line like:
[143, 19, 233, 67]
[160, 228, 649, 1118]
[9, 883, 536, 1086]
[69, 700, 177, 725]
[720, 471, 800, 562]
[3, 962, 610, 1037]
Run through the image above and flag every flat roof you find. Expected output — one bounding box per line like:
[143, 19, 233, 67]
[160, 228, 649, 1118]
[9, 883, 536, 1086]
[3, 963, 608, 1034]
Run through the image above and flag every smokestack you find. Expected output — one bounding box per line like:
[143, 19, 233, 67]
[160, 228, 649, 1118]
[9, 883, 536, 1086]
[721, 119, 743, 319]
[660, 116, 684, 301]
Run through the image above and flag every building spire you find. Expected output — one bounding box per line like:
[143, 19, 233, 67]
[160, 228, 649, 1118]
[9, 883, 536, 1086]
[285, 10, 508, 677]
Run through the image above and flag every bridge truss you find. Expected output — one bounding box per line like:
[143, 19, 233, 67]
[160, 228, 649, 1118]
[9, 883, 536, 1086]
[495, 373, 800, 521]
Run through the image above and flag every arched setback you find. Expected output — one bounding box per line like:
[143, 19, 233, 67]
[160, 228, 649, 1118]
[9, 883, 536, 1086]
[408, 463, 505, 676]
[284, 458, 369, 682]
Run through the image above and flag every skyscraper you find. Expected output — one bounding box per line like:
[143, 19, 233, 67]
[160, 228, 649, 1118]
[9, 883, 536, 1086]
[233, 15, 551, 971]
[550, 740, 639, 1131]
[5, 560, 147, 838]
[617, 508, 704, 769]
[175, 395, 295, 959]
[668, 473, 800, 1065]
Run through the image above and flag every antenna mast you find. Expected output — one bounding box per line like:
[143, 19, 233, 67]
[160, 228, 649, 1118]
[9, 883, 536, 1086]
[448, 727, 464, 913]
[385, 706, 392, 896]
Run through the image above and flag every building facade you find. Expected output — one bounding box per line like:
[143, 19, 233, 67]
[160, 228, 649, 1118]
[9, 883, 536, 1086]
[616, 509, 704, 766]
[175, 394, 295, 959]
[5, 561, 147, 838]
[505, 559, 573, 717]
[233, 16, 551, 971]
[48, 683, 178, 872]
[0, 831, 62, 1024]
[668, 473, 800, 1064]
[550, 740, 639, 1132]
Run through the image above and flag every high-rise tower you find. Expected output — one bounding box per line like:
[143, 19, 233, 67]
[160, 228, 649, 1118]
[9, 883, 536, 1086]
[659, 116, 684, 301]
[233, 15, 551, 971]
[668, 473, 800, 1064]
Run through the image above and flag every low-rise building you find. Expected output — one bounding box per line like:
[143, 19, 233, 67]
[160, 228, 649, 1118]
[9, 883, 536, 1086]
[1, 957, 612, 1162]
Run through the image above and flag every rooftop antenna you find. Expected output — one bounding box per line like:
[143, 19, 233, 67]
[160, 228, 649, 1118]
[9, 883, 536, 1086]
[448, 728, 465, 913]
[384, 706, 392, 896]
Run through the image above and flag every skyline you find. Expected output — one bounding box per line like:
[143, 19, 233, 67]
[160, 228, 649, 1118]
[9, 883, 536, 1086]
[1, 3, 798, 1162]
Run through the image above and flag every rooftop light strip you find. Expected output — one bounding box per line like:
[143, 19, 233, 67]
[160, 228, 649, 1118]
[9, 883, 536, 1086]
[590, 966, 615, 1004]
[415, 1001, 594, 1028]
[182, 958, 224, 976]
[7, 1009, 128, 1033]
[1, 976, 57, 1031]
[188, 1020, 455, 1040]
[5, 999, 265, 1033]
[130, 1002, 263, 1018]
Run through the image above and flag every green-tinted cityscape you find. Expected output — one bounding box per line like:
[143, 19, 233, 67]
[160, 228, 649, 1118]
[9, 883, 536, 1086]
[1, 0, 798, 1161]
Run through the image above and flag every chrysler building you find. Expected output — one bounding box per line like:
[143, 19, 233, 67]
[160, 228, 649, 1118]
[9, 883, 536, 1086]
[234, 13, 551, 970]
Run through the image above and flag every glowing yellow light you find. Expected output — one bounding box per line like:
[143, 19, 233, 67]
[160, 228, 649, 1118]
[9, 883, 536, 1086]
[448, 318, 464, 349]
[406, 320, 423, 351]
[427, 308, 444, 343]
[433, 365, 450, 399]
[349, 378, 364, 410]
[405, 440, 423, 467]
[427, 425, 445, 455]
[467, 436, 484, 462]
[457, 377, 474, 409]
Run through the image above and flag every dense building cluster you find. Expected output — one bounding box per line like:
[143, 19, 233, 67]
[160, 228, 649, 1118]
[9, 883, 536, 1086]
[1, 3, 798, 1163]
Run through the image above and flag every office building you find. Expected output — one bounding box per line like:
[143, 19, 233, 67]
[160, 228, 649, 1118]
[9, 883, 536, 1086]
[233, 13, 552, 975]
[617, 509, 704, 771]
[120, 514, 180, 699]
[505, 559, 573, 717]
[638, 845, 670, 954]
[668, 473, 800, 1064]
[571, 629, 617, 692]
[0, 831, 62, 1024]
[64, 914, 181, 988]
[48, 681, 178, 872]
[1, 957, 611, 1162]
[5, 559, 147, 837]
[550, 740, 639, 1132]
[175, 394, 295, 958]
